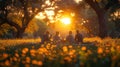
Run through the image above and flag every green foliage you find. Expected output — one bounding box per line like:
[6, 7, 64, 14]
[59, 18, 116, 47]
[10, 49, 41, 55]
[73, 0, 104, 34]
[0, 24, 16, 38]
[0, 0, 44, 38]
[35, 20, 48, 37]
[0, 0, 119, 38]
[24, 19, 48, 38]
[108, 8, 120, 37]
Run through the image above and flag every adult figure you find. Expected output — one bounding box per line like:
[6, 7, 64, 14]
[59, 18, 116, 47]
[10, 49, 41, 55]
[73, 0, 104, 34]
[42, 31, 51, 43]
[53, 31, 61, 44]
[75, 30, 83, 44]
[66, 31, 74, 44]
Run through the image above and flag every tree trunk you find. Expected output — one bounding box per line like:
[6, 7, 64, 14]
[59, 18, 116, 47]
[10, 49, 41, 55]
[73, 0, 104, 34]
[16, 20, 30, 38]
[16, 28, 24, 38]
[97, 11, 108, 38]
[85, 0, 108, 38]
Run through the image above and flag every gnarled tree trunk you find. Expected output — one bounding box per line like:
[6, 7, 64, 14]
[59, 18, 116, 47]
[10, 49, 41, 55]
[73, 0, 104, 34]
[85, 0, 108, 38]
[97, 10, 108, 38]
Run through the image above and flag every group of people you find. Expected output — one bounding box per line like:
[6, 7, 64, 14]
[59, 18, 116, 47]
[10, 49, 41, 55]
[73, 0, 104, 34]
[41, 30, 83, 44]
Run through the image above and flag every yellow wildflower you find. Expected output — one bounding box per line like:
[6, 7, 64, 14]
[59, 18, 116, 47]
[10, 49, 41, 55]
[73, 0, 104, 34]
[37, 61, 43, 66]
[4, 60, 10, 66]
[26, 57, 31, 63]
[62, 46, 68, 52]
[81, 46, 87, 51]
[97, 47, 103, 54]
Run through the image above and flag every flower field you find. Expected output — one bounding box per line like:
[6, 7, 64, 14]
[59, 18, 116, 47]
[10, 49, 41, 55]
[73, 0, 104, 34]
[0, 37, 120, 67]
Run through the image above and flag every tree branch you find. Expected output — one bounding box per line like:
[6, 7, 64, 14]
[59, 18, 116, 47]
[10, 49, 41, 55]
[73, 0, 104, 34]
[0, 16, 21, 30]
[85, 0, 105, 12]
[105, 0, 119, 10]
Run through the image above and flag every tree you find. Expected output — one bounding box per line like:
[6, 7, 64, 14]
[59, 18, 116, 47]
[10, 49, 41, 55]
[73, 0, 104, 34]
[1, 0, 119, 38]
[0, 0, 44, 38]
[109, 5, 120, 31]
[84, 0, 120, 38]
[54, 0, 120, 38]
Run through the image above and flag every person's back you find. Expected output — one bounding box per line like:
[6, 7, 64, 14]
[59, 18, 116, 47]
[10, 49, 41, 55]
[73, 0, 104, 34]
[75, 30, 83, 44]
[53, 31, 61, 44]
[66, 31, 74, 44]
[42, 31, 51, 43]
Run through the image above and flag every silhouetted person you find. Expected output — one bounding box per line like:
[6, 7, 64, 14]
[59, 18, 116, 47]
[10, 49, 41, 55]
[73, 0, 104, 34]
[75, 30, 83, 44]
[42, 31, 51, 43]
[66, 31, 74, 44]
[53, 31, 61, 44]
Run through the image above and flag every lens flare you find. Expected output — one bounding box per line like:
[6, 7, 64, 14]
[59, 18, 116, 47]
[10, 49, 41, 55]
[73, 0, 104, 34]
[61, 18, 71, 25]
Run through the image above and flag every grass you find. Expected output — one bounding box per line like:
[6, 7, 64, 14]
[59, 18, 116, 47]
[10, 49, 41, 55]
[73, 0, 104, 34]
[0, 37, 120, 67]
[0, 38, 41, 48]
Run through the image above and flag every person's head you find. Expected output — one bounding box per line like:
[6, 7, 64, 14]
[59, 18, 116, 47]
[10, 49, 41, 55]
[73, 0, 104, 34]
[69, 31, 72, 34]
[56, 31, 59, 35]
[46, 31, 49, 34]
[76, 30, 79, 33]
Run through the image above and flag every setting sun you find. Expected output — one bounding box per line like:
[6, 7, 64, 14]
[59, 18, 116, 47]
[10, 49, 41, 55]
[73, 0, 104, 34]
[61, 18, 71, 25]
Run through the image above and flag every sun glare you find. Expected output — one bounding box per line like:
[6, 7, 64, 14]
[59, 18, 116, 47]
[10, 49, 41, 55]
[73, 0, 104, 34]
[35, 12, 46, 19]
[74, 0, 83, 4]
[61, 18, 71, 25]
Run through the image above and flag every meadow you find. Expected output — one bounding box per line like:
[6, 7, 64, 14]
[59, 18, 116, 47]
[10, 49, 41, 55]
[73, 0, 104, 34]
[0, 37, 120, 67]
